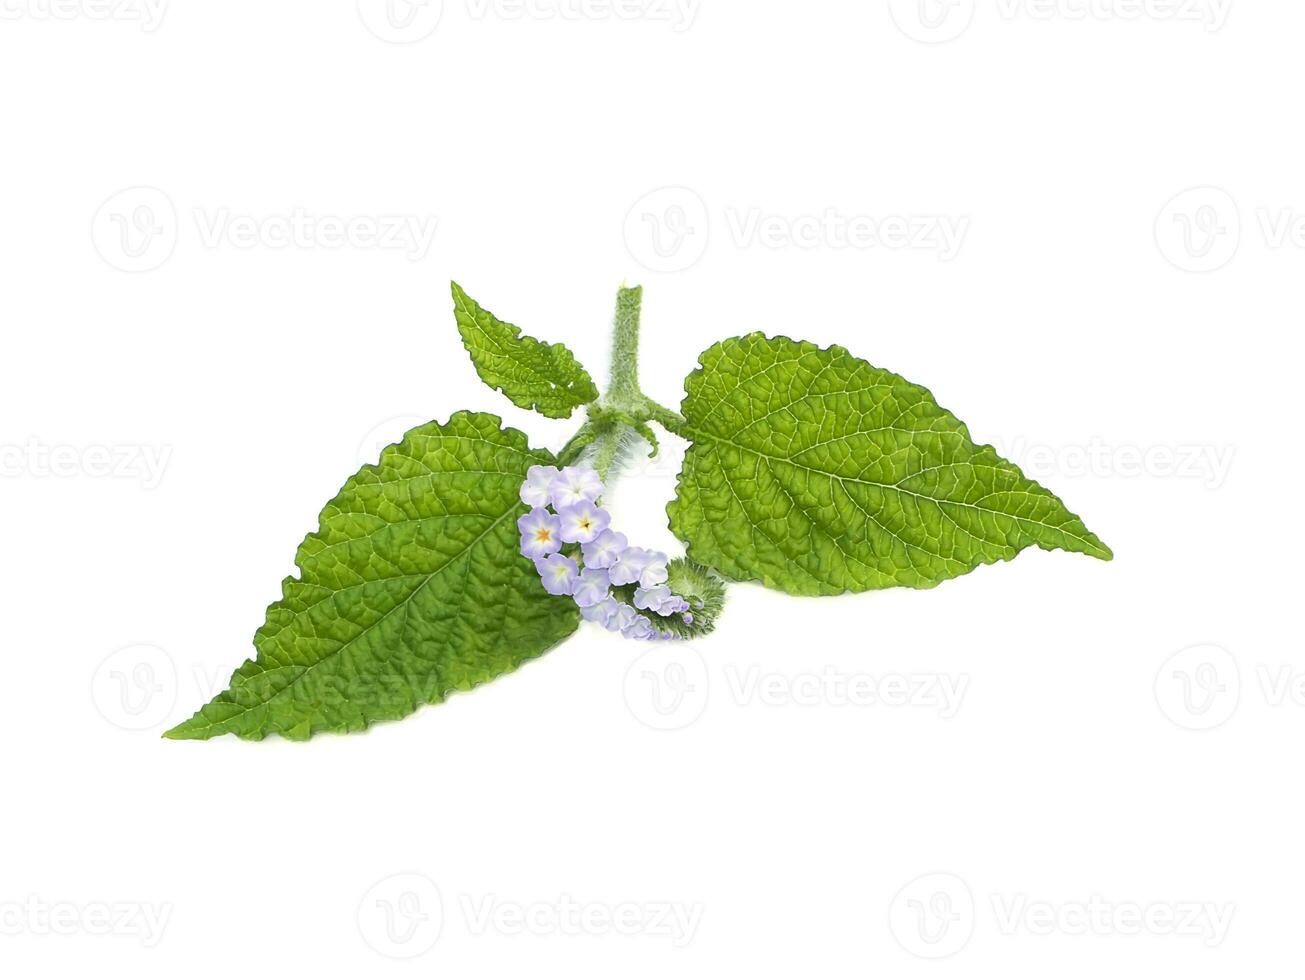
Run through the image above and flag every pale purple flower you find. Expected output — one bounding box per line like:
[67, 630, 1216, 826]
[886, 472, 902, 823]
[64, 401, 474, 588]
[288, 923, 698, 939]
[638, 550, 669, 589]
[572, 568, 612, 608]
[580, 594, 668, 641]
[520, 465, 560, 508]
[582, 529, 628, 569]
[534, 554, 579, 596]
[556, 500, 611, 545]
[608, 546, 650, 586]
[549, 466, 604, 509]
[517, 507, 562, 559]
[633, 584, 672, 613]
[634, 584, 691, 617]
[622, 612, 655, 640]
[611, 603, 637, 632]
[580, 595, 621, 626]
[519, 482, 692, 644]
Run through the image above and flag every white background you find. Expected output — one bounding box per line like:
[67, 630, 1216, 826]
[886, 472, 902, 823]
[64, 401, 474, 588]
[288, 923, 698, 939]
[1, 1, 1299, 976]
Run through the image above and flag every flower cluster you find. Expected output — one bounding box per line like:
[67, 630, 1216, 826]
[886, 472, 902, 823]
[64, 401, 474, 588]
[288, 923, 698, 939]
[518, 465, 692, 641]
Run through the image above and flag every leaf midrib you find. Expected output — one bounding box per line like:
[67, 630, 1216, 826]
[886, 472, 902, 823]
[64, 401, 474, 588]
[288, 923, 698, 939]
[453, 289, 586, 401]
[685, 428, 1105, 556]
[183, 507, 519, 736]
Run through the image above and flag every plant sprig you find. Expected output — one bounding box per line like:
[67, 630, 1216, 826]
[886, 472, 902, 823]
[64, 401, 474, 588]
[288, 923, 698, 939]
[166, 282, 1110, 741]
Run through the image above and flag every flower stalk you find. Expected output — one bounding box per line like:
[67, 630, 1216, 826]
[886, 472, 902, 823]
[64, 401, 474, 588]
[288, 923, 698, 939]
[562, 284, 686, 479]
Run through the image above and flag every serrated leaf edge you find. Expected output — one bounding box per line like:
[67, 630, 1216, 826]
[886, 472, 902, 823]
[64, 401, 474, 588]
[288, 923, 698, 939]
[164, 410, 577, 741]
[666, 331, 1113, 596]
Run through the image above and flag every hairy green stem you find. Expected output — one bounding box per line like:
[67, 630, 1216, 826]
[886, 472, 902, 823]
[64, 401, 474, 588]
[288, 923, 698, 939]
[558, 285, 726, 635]
[590, 423, 623, 480]
[644, 399, 686, 434]
[606, 285, 643, 409]
[556, 425, 597, 466]
[572, 284, 687, 481]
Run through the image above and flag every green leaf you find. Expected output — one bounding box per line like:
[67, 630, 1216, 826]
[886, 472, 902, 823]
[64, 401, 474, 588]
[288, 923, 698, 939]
[451, 281, 599, 419]
[668, 334, 1112, 597]
[166, 412, 578, 741]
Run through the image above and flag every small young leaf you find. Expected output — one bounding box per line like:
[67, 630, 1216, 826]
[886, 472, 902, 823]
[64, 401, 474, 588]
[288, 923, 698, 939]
[166, 412, 579, 741]
[451, 281, 599, 419]
[668, 334, 1112, 596]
